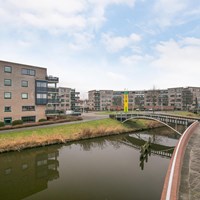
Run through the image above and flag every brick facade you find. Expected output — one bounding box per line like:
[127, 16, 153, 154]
[0, 60, 47, 123]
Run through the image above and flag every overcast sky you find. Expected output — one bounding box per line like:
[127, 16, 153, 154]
[0, 0, 200, 98]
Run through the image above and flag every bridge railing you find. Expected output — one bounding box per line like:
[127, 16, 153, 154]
[110, 113, 198, 123]
[160, 120, 199, 200]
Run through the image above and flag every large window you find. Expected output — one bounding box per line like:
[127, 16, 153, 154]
[4, 92, 11, 99]
[22, 93, 28, 99]
[36, 80, 48, 93]
[4, 106, 11, 112]
[21, 116, 36, 123]
[21, 68, 35, 76]
[37, 94, 47, 98]
[35, 80, 48, 105]
[22, 106, 35, 111]
[21, 80, 28, 87]
[4, 66, 12, 73]
[37, 82, 47, 87]
[4, 79, 12, 86]
[36, 94, 48, 105]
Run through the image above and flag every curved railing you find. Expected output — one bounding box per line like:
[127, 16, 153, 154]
[161, 120, 199, 200]
[122, 116, 182, 135]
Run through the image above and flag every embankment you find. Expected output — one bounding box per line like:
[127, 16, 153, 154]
[0, 118, 162, 153]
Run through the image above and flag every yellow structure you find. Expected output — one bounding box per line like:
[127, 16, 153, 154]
[124, 91, 128, 112]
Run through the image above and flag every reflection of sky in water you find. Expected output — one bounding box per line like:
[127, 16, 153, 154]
[0, 129, 176, 200]
[130, 132, 178, 146]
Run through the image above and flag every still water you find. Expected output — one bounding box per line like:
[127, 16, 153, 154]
[0, 127, 179, 200]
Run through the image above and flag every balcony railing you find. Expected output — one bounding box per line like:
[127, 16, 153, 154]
[46, 76, 59, 83]
[45, 110, 62, 115]
[48, 99, 60, 104]
[48, 88, 58, 93]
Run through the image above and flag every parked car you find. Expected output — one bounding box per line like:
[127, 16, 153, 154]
[66, 110, 81, 116]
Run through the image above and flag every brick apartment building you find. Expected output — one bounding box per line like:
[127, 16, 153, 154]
[88, 87, 200, 111]
[88, 90, 113, 111]
[58, 87, 80, 113]
[0, 60, 48, 124]
[0, 60, 80, 125]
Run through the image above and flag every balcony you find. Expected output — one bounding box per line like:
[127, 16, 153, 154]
[48, 99, 60, 104]
[48, 88, 58, 93]
[45, 110, 62, 115]
[46, 76, 59, 83]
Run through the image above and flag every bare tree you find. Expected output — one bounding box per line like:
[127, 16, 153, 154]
[182, 88, 193, 111]
[147, 86, 159, 113]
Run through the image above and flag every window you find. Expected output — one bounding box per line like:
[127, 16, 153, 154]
[4, 92, 11, 99]
[4, 106, 11, 112]
[4, 117, 12, 125]
[36, 80, 48, 94]
[4, 79, 12, 86]
[36, 93, 48, 105]
[37, 82, 47, 87]
[37, 94, 47, 98]
[21, 116, 36, 123]
[21, 80, 28, 87]
[4, 66, 12, 73]
[21, 68, 35, 76]
[35, 80, 48, 105]
[22, 93, 28, 99]
[22, 106, 35, 111]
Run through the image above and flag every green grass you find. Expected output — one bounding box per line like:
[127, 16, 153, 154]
[0, 118, 124, 138]
[0, 118, 160, 153]
[94, 111, 117, 115]
[164, 111, 200, 117]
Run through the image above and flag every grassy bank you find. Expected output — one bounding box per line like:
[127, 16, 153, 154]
[0, 118, 161, 153]
[166, 111, 200, 117]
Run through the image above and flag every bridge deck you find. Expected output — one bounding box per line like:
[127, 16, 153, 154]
[110, 113, 200, 122]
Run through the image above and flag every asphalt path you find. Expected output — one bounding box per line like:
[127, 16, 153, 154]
[0, 112, 109, 134]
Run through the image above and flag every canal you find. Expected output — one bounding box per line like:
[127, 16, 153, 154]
[0, 127, 180, 200]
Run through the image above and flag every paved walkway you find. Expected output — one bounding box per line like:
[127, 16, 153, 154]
[179, 124, 200, 200]
[0, 112, 108, 134]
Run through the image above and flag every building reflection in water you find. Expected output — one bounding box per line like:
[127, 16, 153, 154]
[0, 145, 60, 200]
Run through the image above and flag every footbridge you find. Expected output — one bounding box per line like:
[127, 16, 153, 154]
[110, 113, 198, 135]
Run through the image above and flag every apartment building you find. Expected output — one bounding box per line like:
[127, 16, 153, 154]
[88, 87, 200, 111]
[58, 87, 80, 113]
[182, 87, 200, 111]
[0, 60, 81, 123]
[0, 60, 48, 124]
[88, 90, 113, 111]
[111, 91, 123, 111]
[70, 89, 80, 111]
[88, 90, 100, 111]
[134, 90, 145, 110]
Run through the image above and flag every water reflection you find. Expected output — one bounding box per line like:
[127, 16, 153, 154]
[140, 146, 151, 170]
[0, 127, 179, 200]
[0, 145, 61, 200]
[139, 137, 152, 170]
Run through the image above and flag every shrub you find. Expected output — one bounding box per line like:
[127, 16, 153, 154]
[0, 121, 5, 127]
[39, 118, 47, 122]
[12, 120, 23, 126]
